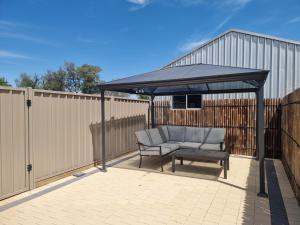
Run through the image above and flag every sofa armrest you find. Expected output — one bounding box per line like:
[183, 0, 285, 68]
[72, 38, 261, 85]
[137, 143, 162, 155]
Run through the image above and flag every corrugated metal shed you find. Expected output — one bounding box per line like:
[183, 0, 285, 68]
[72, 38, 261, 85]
[165, 29, 300, 99]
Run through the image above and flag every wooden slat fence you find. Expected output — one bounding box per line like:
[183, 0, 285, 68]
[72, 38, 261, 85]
[154, 98, 281, 158]
[281, 88, 300, 203]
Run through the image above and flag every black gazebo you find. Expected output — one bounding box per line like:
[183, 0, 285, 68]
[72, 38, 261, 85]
[99, 63, 269, 197]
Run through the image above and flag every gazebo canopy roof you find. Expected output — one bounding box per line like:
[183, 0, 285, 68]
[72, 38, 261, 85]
[99, 64, 268, 96]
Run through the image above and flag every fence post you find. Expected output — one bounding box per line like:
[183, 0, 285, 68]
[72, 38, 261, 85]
[101, 90, 106, 171]
[26, 87, 35, 189]
[151, 95, 155, 128]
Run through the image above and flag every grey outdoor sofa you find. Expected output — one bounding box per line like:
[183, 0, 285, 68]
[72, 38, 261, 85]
[135, 126, 226, 171]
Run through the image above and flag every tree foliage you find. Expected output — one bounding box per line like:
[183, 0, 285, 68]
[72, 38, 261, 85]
[138, 95, 150, 100]
[15, 62, 102, 93]
[0, 76, 11, 86]
[14, 62, 130, 97]
[15, 73, 40, 89]
[105, 91, 129, 98]
[64, 62, 81, 93]
[41, 69, 66, 91]
[77, 64, 101, 94]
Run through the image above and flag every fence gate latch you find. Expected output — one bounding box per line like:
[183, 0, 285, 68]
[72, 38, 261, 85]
[27, 164, 32, 172]
[26, 99, 32, 107]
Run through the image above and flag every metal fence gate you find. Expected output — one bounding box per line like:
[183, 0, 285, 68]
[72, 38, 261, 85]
[0, 87, 30, 200]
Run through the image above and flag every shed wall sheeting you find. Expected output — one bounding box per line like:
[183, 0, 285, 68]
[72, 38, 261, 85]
[166, 30, 300, 99]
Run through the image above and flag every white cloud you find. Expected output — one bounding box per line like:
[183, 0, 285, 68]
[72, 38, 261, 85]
[126, 0, 252, 10]
[0, 31, 57, 46]
[127, 0, 151, 11]
[179, 14, 233, 52]
[77, 37, 96, 44]
[177, 0, 205, 6]
[288, 16, 300, 24]
[177, 0, 251, 53]
[0, 20, 43, 30]
[0, 50, 33, 60]
[179, 38, 210, 52]
[128, 0, 148, 4]
[0, 20, 28, 28]
[224, 0, 252, 8]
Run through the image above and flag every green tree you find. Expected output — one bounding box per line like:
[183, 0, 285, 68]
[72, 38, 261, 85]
[41, 69, 66, 91]
[105, 91, 129, 98]
[77, 64, 101, 94]
[138, 95, 149, 100]
[64, 62, 81, 93]
[15, 73, 40, 88]
[0, 76, 11, 86]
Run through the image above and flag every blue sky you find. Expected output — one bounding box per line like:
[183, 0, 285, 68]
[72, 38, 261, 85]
[0, 0, 300, 85]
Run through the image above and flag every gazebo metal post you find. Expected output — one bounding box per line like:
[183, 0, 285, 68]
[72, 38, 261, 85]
[256, 86, 267, 197]
[101, 90, 106, 171]
[151, 95, 155, 128]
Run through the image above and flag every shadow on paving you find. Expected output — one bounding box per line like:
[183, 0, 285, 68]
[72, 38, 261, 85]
[238, 159, 289, 225]
[0, 168, 102, 213]
[265, 159, 289, 225]
[110, 151, 222, 180]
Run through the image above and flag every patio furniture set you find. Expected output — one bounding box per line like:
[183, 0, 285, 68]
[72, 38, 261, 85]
[135, 125, 229, 178]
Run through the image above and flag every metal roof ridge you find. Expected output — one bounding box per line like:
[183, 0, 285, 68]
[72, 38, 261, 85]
[163, 28, 300, 69]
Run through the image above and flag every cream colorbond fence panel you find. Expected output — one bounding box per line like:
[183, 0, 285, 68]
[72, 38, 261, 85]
[0, 87, 29, 200]
[0, 87, 149, 198]
[31, 90, 148, 182]
[31, 91, 103, 181]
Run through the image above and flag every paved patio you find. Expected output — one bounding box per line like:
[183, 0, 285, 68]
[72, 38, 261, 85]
[0, 155, 299, 225]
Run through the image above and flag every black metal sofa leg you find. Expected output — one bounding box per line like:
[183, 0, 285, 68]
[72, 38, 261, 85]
[139, 155, 142, 168]
[160, 156, 164, 172]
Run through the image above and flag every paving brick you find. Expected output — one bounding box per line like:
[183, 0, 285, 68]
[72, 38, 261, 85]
[0, 157, 299, 225]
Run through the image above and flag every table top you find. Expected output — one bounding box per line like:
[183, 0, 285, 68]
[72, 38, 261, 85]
[173, 148, 228, 160]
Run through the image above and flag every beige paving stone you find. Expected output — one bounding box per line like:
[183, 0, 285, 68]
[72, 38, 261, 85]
[0, 157, 299, 225]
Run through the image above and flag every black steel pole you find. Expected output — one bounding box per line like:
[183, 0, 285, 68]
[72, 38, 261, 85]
[256, 87, 267, 197]
[101, 90, 106, 171]
[151, 95, 155, 128]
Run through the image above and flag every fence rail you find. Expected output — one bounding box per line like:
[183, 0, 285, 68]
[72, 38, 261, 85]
[154, 98, 281, 158]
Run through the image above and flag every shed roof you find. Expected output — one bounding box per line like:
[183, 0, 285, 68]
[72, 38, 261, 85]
[100, 63, 268, 96]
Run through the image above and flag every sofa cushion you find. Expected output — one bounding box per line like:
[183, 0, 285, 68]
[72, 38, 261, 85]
[140, 146, 174, 156]
[167, 141, 183, 145]
[158, 126, 169, 142]
[147, 128, 164, 145]
[180, 142, 202, 149]
[185, 127, 205, 143]
[200, 143, 221, 151]
[135, 130, 152, 146]
[168, 126, 186, 142]
[159, 142, 180, 151]
[203, 128, 225, 144]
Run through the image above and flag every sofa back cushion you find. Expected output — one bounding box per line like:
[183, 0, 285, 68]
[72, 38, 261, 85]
[158, 126, 169, 142]
[135, 130, 152, 146]
[185, 127, 205, 143]
[203, 128, 225, 144]
[147, 128, 164, 145]
[168, 126, 186, 142]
